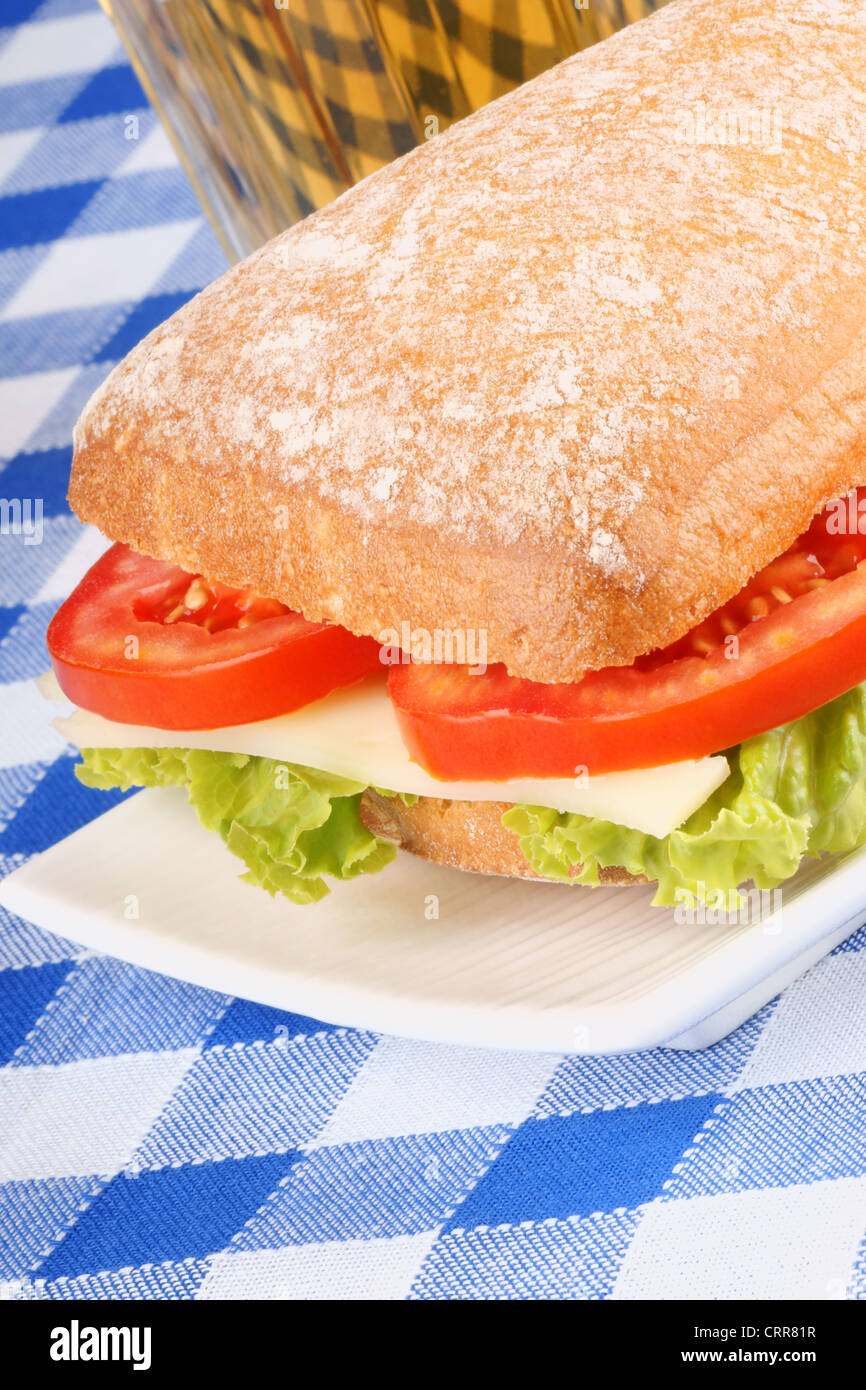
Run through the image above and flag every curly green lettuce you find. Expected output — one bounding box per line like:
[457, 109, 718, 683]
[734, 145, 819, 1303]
[76, 682, 866, 907]
[76, 747, 406, 905]
[503, 683, 866, 906]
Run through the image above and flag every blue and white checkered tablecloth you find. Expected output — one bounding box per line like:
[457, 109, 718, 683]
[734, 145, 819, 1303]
[1, 0, 866, 1303]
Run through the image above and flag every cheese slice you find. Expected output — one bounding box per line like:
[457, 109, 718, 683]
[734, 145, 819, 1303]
[39, 672, 729, 839]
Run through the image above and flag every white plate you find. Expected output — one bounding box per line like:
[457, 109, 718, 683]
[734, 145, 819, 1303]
[1, 787, 864, 1054]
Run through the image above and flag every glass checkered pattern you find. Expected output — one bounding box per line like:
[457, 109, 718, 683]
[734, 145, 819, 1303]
[101, 0, 671, 258]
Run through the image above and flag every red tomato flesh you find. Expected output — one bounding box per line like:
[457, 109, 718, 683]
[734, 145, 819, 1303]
[388, 491, 866, 779]
[47, 543, 382, 729]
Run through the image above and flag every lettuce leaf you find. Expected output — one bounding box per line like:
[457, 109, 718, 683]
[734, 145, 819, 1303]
[76, 681, 866, 909]
[76, 747, 397, 904]
[503, 683, 866, 905]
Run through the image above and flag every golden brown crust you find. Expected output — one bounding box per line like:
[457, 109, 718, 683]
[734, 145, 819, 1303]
[359, 790, 643, 886]
[70, 0, 866, 682]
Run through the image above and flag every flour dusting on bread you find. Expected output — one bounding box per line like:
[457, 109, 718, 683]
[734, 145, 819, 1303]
[71, 0, 866, 682]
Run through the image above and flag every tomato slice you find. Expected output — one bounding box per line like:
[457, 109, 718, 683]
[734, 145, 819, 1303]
[388, 491, 866, 779]
[47, 543, 382, 730]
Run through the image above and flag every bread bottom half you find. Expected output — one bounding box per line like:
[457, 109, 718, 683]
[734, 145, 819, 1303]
[359, 790, 642, 887]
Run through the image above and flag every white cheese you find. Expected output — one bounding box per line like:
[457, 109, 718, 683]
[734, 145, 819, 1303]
[40, 673, 729, 840]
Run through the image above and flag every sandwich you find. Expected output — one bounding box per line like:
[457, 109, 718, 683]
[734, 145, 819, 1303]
[44, 0, 866, 910]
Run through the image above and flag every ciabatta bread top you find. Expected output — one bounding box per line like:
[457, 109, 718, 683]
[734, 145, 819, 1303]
[70, 0, 866, 682]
